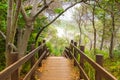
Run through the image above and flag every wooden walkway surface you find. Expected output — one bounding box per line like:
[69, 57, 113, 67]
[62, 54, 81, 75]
[36, 56, 75, 80]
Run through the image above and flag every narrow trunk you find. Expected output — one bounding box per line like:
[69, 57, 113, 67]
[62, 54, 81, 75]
[92, 2, 96, 54]
[83, 33, 92, 50]
[6, 0, 15, 78]
[78, 23, 82, 46]
[109, 13, 115, 58]
[100, 12, 106, 50]
[100, 26, 105, 50]
[6, 0, 14, 67]
[93, 27, 96, 54]
[90, 40, 92, 50]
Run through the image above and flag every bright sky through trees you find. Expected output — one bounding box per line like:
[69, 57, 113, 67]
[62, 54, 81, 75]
[55, 4, 81, 38]
[59, 4, 81, 21]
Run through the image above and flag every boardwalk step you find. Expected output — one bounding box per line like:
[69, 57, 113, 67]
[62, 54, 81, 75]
[35, 56, 78, 80]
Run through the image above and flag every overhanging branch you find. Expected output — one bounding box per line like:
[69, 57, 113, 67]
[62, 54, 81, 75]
[35, 0, 84, 43]
[33, 0, 54, 19]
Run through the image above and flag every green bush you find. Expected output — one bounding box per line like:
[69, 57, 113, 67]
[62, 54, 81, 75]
[21, 62, 31, 75]
[84, 62, 95, 80]
[113, 50, 120, 58]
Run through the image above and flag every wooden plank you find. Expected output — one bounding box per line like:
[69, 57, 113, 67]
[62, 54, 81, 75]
[36, 57, 74, 80]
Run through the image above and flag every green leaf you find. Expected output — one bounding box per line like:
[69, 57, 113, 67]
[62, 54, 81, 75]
[54, 8, 64, 14]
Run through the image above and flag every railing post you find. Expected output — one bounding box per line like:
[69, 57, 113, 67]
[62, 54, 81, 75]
[43, 40, 46, 59]
[46, 48, 50, 57]
[38, 42, 42, 66]
[95, 54, 103, 80]
[70, 40, 74, 59]
[64, 50, 68, 58]
[11, 52, 19, 80]
[74, 41, 77, 66]
[43, 40, 46, 51]
[38, 42, 42, 58]
[80, 46, 85, 79]
[30, 44, 35, 66]
[30, 44, 35, 80]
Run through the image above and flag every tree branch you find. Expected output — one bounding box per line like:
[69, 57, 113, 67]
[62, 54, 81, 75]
[21, 4, 29, 22]
[30, 0, 39, 17]
[6, 0, 13, 41]
[94, 0, 112, 13]
[8, 43, 18, 51]
[0, 30, 6, 39]
[9, 0, 22, 44]
[33, 0, 54, 19]
[115, 0, 120, 11]
[35, 0, 84, 43]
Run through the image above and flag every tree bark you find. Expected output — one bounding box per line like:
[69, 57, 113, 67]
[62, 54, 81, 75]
[6, 0, 14, 67]
[100, 11, 106, 50]
[18, 23, 33, 58]
[6, 0, 21, 80]
[109, 13, 115, 59]
[78, 23, 82, 46]
[92, 2, 96, 54]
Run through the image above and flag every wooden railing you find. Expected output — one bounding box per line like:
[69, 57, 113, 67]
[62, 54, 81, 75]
[0, 40, 49, 80]
[64, 40, 117, 80]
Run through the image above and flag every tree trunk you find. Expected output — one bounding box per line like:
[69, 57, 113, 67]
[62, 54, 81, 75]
[100, 12, 106, 50]
[92, 2, 96, 54]
[6, 0, 21, 79]
[6, 0, 13, 66]
[109, 13, 115, 58]
[18, 24, 33, 58]
[83, 33, 92, 50]
[78, 23, 82, 46]
[5, 0, 14, 79]
[90, 40, 93, 50]
[100, 26, 105, 50]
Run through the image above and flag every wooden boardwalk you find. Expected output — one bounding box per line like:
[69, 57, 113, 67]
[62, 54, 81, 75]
[36, 56, 74, 80]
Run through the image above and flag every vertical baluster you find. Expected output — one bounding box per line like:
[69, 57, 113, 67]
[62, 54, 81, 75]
[80, 46, 85, 79]
[74, 41, 77, 66]
[30, 44, 35, 80]
[38, 42, 42, 66]
[11, 52, 19, 80]
[95, 54, 103, 80]
[70, 40, 74, 59]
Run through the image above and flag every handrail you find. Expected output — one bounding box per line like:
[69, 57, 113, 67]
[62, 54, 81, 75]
[23, 50, 48, 80]
[70, 43, 117, 80]
[65, 48, 90, 80]
[0, 43, 45, 80]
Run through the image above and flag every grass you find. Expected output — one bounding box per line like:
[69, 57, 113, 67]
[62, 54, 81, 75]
[104, 58, 120, 80]
[83, 49, 120, 80]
